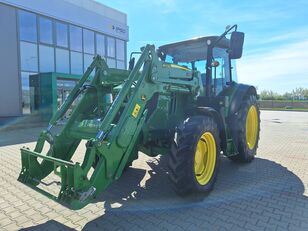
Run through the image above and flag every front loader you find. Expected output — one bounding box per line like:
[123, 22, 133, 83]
[18, 25, 260, 209]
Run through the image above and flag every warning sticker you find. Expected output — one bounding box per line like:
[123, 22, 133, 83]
[132, 104, 141, 118]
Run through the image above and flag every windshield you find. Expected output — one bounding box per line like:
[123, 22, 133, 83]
[164, 47, 234, 95]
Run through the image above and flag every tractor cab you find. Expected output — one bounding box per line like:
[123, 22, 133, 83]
[158, 25, 244, 96]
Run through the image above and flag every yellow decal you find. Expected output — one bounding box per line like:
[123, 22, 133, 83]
[132, 104, 141, 118]
[162, 63, 190, 71]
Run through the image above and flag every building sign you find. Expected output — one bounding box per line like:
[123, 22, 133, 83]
[111, 25, 126, 35]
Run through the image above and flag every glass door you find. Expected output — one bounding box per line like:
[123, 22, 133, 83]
[56, 79, 79, 121]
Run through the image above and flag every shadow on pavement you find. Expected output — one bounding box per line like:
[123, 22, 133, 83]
[20, 220, 74, 230]
[82, 155, 308, 230]
[19, 155, 308, 230]
[0, 127, 42, 146]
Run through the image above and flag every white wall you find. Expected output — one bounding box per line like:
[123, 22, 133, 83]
[0, 3, 21, 116]
[64, 0, 127, 24]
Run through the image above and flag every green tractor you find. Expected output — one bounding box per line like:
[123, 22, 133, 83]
[18, 25, 260, 209]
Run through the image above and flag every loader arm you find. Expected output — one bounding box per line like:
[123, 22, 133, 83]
[18, 44, 201, 209]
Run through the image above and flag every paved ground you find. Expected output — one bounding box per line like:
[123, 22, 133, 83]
[0, 110, 308, 231]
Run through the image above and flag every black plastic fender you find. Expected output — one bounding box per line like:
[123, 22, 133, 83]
[194, 107, 227, 154]
[229, 83, 257, 116]
[226, 83, 257, 152]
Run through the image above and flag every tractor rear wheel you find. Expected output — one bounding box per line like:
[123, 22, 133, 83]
[168, 115, 220, 195]
[229, 94, 260, 162]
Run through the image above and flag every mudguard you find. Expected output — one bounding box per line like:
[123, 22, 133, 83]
[229, 83, 257, 116]
[194, 107, 227, 154]
[224, 83, 257, 153]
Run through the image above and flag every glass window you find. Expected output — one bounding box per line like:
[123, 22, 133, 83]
[20, 41, 38, 72]
[107, 58, 116, 68]
[39, 45, 55, 72]
[83, 29, 94, 54]
[116, 39, 125, 61]
[19, 10, 37, 42]
[84, 54, 94, 71]
[70, 51, 83, 74]
[56, 22, 68, 48]
[231, 60, 238, 82]
[56, 79, 78, 111]
[96, 34, 105, 56]
[84, 54, 95, 76]
[107, 37, 115, 58]
[21, 72, 30, 114]
[212, 57, 225, 94]
[21, 72, 37, 114]
[39, 17, 53, 44]
[56, 48, 69, 73]
[212, 48, 230, 95]
[69, 25, 82, 52]
[117, 60, 125, 70]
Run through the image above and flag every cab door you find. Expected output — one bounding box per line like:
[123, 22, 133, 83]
[212, 48, 231, 95]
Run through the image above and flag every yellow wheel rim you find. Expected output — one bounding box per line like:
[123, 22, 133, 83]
[194, 132, 216, 185]
[245, 105, 258, 150]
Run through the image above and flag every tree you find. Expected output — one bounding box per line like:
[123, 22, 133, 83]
[260, 90, 278, 100]
[260, 88, 308, 100]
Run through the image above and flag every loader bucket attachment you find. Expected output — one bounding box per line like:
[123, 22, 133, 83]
[18, 147, 95, 209]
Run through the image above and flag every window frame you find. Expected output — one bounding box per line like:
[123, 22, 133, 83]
[70, 51, 83, 75]
[116, 39, 125, 61]
[17, 8, 128, 114]
[38, 16, 54, 45]
[19, 41, 39, 72]
[39, 44, 55, 72]
[55, 21, 69, 49]
[55, 47, 70, 74]
[18, 9, 38, 43]
[83, 29, 95, 55]
[107, 36, 116, 58]
[69, 25, 83, 52]
[95, 33, 106, 57]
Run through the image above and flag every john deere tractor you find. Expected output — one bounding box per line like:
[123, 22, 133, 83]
[18, 25, 260, 209]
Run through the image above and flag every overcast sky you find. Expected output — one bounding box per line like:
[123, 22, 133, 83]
[97, 0, 308, 93]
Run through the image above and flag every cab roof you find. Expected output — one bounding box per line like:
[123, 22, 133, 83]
[158, 36, 230, 63]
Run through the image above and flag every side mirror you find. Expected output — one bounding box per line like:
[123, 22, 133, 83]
[129, 57, 135, 70]
[229, 31, 244, 59]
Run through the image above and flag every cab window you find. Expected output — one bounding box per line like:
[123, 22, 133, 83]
[212, 48, 231, 95]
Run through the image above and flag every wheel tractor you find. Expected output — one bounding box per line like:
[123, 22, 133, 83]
[18, 25, 260, 209]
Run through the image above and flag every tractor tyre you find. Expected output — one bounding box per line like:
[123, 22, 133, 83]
[229, 94, 260, 163]
[168, 115, 221, 195]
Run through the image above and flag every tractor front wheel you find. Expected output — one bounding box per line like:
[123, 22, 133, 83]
[168, 116, 220, 195]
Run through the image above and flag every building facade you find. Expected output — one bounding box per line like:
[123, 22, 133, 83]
[0, 0, 128, 116]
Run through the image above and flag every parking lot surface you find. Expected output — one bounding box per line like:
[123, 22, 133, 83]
[0, 110, 308, 231]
